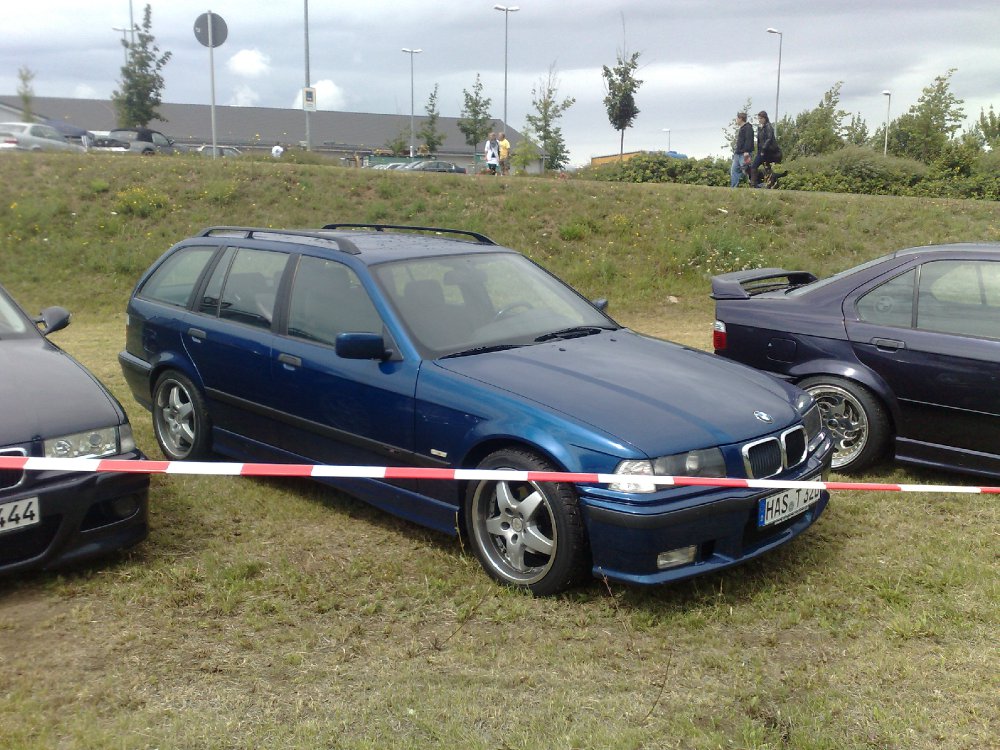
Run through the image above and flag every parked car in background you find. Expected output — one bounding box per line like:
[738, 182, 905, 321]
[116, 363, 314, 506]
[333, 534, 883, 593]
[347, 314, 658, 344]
[0, 122, 86, 153]
[403, 160, 466, 174]
[0, 283, 149, 575]
[92, 127, 186, 155]
[711, 243, 1000, 478]
[196, 145, 243, 158]
[120, 223, 831, 595]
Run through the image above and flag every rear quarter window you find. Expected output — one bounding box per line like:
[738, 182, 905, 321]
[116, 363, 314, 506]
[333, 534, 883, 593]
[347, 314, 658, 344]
[138, 246, 216, 307]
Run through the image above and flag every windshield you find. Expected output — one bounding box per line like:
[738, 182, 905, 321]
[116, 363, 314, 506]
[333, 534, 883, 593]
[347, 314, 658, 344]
[372, 252, 617, 357]
[0, 287, 33, 339]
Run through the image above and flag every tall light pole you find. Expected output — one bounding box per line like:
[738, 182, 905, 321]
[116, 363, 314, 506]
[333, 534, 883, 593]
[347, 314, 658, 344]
[882, 90, 891, 156]
[401, 48, 422, 158]
[662, 128, 671, 152]
[494, 5, 519, 133]
[112, 26, 132, 68]
[304, 0, 312, 150]
[766, 27, 783, 136]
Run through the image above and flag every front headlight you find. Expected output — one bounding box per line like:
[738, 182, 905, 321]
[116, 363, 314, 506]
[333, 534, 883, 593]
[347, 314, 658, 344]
[44, 426, 121, 459]
[611, 448, 727, 493]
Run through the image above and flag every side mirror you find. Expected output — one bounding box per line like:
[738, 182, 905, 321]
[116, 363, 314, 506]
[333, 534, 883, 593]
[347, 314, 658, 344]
[591, 298, 609, 313]
[335, 332, 391, 361]
[35, 306, 71, 336]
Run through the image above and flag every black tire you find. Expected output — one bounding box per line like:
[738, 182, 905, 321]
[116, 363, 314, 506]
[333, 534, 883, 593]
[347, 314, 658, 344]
[152, 371, 213, 460]
[799, 375, 889, 473]
[464, 448, 590, 596]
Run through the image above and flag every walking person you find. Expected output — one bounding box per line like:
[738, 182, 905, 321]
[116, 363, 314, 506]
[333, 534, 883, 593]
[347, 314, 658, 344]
[498, 132, 511, 175]
[730, 112, 754, 188]
[750, 111, 776, 187]
[484, 132, 500, 175]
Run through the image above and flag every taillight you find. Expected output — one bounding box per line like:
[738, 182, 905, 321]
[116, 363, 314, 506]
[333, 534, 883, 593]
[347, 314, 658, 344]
[713, 320, 727, 351]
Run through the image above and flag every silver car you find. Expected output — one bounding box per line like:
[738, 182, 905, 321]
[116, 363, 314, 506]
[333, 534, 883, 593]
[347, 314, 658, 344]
[0, 122, 86, 153]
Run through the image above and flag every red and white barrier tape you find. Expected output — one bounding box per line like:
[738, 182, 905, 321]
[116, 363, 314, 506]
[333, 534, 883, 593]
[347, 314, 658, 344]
[1, 456, 998, 494]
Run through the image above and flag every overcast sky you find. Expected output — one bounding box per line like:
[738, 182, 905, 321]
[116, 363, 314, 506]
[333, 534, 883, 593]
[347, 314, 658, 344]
[3, 1, 999, 165]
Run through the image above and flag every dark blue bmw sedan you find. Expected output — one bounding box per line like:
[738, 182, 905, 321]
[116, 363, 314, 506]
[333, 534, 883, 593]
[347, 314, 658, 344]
[120, 224, 832, 594]
[712, 243, 1000, 478]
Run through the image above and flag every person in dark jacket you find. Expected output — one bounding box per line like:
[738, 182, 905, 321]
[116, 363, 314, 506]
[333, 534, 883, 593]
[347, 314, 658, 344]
[730, 112, 754, 187]
[751, 111, 777, 187]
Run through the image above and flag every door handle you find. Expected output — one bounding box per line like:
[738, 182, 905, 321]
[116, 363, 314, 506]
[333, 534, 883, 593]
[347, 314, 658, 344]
[278, 353, 302, 368]
[872, 337, 904, 352]
[187, 327, 206, 340]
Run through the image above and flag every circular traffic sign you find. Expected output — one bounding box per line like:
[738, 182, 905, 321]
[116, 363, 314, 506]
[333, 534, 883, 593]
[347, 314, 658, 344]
[194, 12, 228, 48]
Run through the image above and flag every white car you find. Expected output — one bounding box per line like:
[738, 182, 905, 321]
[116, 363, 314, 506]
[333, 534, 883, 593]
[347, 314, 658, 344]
[0, 122, 86, 153]
[196, 145, 243, 158]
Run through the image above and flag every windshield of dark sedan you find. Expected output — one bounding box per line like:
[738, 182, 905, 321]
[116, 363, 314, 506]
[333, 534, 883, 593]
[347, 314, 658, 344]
[0, 289, 32, 339]
[372, 252, 616, 356]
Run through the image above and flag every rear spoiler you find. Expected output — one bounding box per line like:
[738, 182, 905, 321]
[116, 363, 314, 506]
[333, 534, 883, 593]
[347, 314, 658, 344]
[710, 268, 818, 300]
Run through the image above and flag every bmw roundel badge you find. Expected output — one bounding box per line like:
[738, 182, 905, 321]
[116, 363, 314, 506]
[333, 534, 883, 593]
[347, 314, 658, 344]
[754, 411, 774, 423]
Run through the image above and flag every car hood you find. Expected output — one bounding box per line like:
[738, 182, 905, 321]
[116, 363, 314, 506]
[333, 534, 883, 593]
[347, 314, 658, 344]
[0, 339, 123, 446]
[434, 330, 802, 454]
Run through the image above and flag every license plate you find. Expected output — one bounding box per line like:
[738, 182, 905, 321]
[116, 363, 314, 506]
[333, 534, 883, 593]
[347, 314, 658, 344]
[757, 485, 821, 528]
[0, 497, 41, 535]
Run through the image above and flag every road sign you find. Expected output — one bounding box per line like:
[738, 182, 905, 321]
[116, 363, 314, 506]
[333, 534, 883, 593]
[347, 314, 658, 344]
[194, 12, 228, 48]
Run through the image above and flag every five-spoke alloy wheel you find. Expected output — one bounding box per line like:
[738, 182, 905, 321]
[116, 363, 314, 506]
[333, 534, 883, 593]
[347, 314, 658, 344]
[152, 371, 212, 460]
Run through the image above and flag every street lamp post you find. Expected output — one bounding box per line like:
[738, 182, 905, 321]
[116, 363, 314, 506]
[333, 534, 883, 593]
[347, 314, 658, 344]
[112, 26, 132, 68]
[882, 90, 891, 156]
[766, 27, 783, 135]
[304, 0, 311, 150]
[662, 128, 671, 152]
[401, 48, 422, 158]
[493, 5, 519, 133]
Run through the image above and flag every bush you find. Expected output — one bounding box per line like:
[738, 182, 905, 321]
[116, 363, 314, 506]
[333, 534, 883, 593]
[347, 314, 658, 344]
[582, 154, 729, 187]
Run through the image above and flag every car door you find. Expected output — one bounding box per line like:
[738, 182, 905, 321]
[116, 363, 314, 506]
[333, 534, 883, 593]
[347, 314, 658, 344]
[845, 259, 1000, 458]
[270, 255, 419, 472]
[183, 246, 291, 444]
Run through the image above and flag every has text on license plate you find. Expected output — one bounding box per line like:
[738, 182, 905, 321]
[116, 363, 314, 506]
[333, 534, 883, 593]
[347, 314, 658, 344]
[758, 486, 821, 528]
[0, 497, 41, 535]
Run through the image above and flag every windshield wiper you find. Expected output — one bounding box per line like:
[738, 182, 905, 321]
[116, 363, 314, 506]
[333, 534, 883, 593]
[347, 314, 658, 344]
[441, 343, 525, 359]
[534, 325, 614, 343]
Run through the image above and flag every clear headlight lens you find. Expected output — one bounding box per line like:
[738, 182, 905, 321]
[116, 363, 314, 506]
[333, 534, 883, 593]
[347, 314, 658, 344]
[611, 448, 727, 493]
[44, 426, 120, 459]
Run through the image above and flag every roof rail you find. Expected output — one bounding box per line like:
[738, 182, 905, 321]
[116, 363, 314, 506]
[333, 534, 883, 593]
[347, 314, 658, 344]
[196, 226, 361, 254]
[322, 223, 497, 246]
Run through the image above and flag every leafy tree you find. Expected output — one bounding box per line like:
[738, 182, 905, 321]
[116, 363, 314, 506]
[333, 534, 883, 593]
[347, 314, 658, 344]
[111, 4, 172, 127]
[973, 106, 1000, 151]
[457, 74, 494, 159]
[511, 136, 541, 173]
[524, 64, 575, 171]
[879, 69, 965, 163]
[843, 114, 870, 147]
[602, 50, 642, 158]
[777, 82, 850, 159]
[721, 98, 753, 153]
[417, 84, 445, 155]
[385, 128, 408, 156]
[17, 66, 35, 121]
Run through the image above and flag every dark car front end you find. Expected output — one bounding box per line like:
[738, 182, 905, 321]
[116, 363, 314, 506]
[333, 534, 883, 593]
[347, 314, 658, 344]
[0, 294, 149, 575]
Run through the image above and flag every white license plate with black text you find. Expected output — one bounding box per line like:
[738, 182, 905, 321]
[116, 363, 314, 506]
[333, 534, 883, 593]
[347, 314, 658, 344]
[757, 485, 821, 527]
[0, 498, 41, 534]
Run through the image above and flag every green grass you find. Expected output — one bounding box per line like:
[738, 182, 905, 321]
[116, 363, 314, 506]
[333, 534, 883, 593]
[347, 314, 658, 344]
[0, 153, 997, 749]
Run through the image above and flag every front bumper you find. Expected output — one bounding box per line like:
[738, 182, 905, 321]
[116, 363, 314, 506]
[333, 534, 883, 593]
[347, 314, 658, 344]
[579, 447, 832, 585]
[0, 451, 150, 575]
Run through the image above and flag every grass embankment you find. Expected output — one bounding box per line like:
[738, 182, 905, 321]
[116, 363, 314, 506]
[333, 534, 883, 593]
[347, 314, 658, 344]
[0, 154, 997, 749]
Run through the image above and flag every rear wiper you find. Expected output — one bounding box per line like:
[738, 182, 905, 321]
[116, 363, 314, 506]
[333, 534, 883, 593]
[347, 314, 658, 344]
[534, 325, 614, 343]
[441, 343, 525, 359]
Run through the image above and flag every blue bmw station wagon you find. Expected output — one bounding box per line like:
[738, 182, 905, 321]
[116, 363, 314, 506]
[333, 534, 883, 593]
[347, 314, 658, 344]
[120, 224, 832, 594]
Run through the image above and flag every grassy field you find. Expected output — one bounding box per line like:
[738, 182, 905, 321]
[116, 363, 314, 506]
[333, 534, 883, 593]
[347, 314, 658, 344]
[0, 154, 998, 749]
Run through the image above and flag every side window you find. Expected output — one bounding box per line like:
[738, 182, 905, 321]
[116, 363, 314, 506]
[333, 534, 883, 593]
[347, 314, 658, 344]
[287, 257, 381, 346]
[152, 132, 169, 146]
[198, 247, 235, 315]
[218, 248, 288, 329]
[857, 269, 915, 328]
[917, 260, 1000, 339]
[139, 246, 217, 307]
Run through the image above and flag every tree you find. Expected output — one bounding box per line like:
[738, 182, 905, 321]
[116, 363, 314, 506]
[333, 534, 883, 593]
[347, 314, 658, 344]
[879, 69, 965, 163]
[417, 84, 445, 155]
[973, 106, 1000, 151]
[777, 82, 851, 159]
[17, 67, 35, 122]
[457, 74, 494, 160]
[524, 64, 575, 171]
[111, 4, 172, 127]
[602, 49, 642, 158]
[385, 128, 408, 157]
[843, 114, 870, 147]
